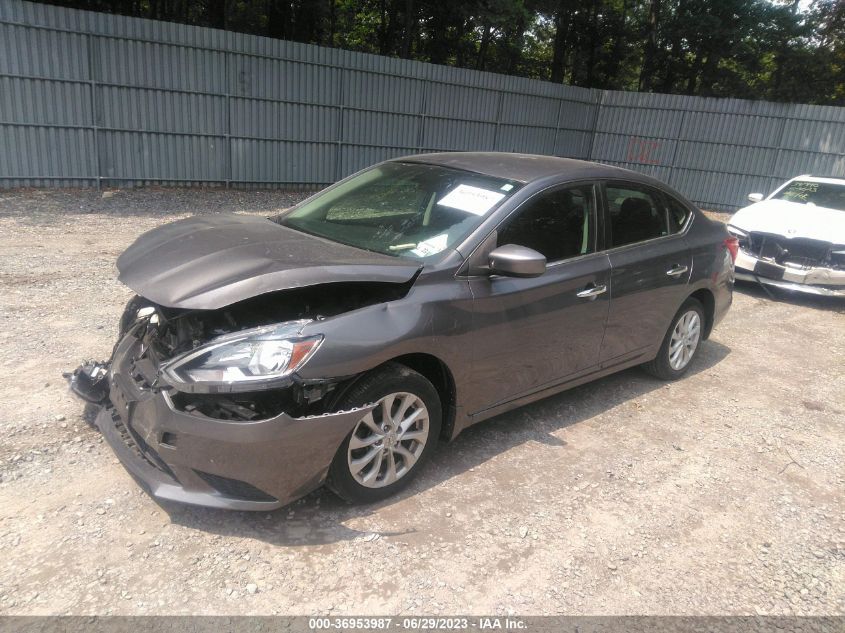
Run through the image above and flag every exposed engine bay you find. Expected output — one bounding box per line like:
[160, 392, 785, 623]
[68, 281, 412, 421]
[738, 232, 845, 271]
[730, 230, 845, 296]
[127, 281, 411, 358]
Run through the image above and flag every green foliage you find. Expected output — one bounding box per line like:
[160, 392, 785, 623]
[40, 0, 845, 104]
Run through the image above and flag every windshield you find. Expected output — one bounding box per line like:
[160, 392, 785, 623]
[279, 162, 522, 259]
[773, 180, 845, 211]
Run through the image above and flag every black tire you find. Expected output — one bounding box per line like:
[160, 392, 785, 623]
[326, 362, 441, 504]
[642, 297, 705, 381]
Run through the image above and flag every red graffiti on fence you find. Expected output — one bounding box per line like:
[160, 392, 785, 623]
[626, 137, 661, 165]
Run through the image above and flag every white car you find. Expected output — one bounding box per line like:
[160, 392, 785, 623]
[728, 175, 845, 297]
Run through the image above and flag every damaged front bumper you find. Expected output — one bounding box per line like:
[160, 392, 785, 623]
[734, 250, 845, 297]
[69, 329, 373, 511]
[67, 360, 110, 403]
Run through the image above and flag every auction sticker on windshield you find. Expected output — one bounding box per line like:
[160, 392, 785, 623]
[437, 184, 505, 216]
[411, 233, 449, 257]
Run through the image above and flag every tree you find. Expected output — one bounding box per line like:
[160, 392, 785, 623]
[36, 0, 844, 104]
[639, 0, 659, 90]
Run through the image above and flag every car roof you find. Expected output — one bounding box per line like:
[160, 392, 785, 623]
[393, 151, 658, 185]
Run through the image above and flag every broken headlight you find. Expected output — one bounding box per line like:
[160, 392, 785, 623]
[160, 320, 322, 392]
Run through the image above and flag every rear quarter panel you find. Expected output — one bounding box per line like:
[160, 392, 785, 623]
[686, 212, 734, 332]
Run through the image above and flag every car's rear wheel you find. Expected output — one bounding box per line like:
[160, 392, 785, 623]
[327, 363, 441, 504]
[642, 298, 705, 380]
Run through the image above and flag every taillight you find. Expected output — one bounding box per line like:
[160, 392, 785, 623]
[724, 236, 739, 263]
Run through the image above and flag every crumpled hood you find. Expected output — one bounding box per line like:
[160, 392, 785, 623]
[116, 214, 421, 310]
[729, 199, 845, 243]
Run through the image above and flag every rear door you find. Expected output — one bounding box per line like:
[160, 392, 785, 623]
[466, 182, 611, 413]
[599, 181, 692, 366]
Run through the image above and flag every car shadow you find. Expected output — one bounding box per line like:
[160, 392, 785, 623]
[734, 280, 845, 314]
[163, 339, 731, 546]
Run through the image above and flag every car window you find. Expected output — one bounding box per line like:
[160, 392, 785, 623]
[774, 180, 845, 211]
[664, 194, 691, 233]
[606, 184, 668, 247]
[497, 185, 595, 262]
[280, 162, 521, 259]
[326, 181, 425, 222]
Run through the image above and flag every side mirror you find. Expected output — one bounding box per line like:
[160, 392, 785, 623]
[488, 244, 546, 278]
[747, 193, 764, 203]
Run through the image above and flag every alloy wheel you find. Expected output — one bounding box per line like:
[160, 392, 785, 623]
[668, 309, 701, 371]
[347, 392, 430, 488]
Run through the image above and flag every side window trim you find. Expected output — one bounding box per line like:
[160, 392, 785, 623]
[598, 180, 611, 252]
[659, 190, 694, 235]
[493, 180, 599, 265]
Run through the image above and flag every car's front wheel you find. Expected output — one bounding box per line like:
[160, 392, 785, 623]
[642, 297, 705, 380]
[327, 363, 441, 504]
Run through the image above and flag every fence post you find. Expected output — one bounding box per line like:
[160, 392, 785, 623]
[768, 106, 790, 195]
[86, 33, 101, 191]
[224, 48, 231, 189]
[551, 96, 564, 156]
[335, 71, 346, 181]
[667, 108, 686, 187]
[491, 90, 505, 151]
[587, 90, 604, 161]
[415, 79, 428, 153]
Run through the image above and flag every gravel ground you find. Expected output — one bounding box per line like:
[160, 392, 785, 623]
[0, 188, 843, 616]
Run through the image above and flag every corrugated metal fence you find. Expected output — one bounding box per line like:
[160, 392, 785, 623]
[2, 0, 844, 209]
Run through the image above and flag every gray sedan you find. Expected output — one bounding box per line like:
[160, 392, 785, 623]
[68, 153, 735, 510]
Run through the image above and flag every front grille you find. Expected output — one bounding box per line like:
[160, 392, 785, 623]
[194, 470, 277, 503]
[746, 233, 831, 269]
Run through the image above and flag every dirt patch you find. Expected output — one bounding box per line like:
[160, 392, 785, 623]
[0, 189, 842, 616]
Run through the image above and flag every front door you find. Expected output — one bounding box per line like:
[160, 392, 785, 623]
[467, 183, 611, 415]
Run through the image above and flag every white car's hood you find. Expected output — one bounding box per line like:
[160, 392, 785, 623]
[729, 199, 845, 244]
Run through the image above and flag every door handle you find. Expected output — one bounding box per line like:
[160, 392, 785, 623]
[576, 284, 607, 299]
[666, 265, 689, 277]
